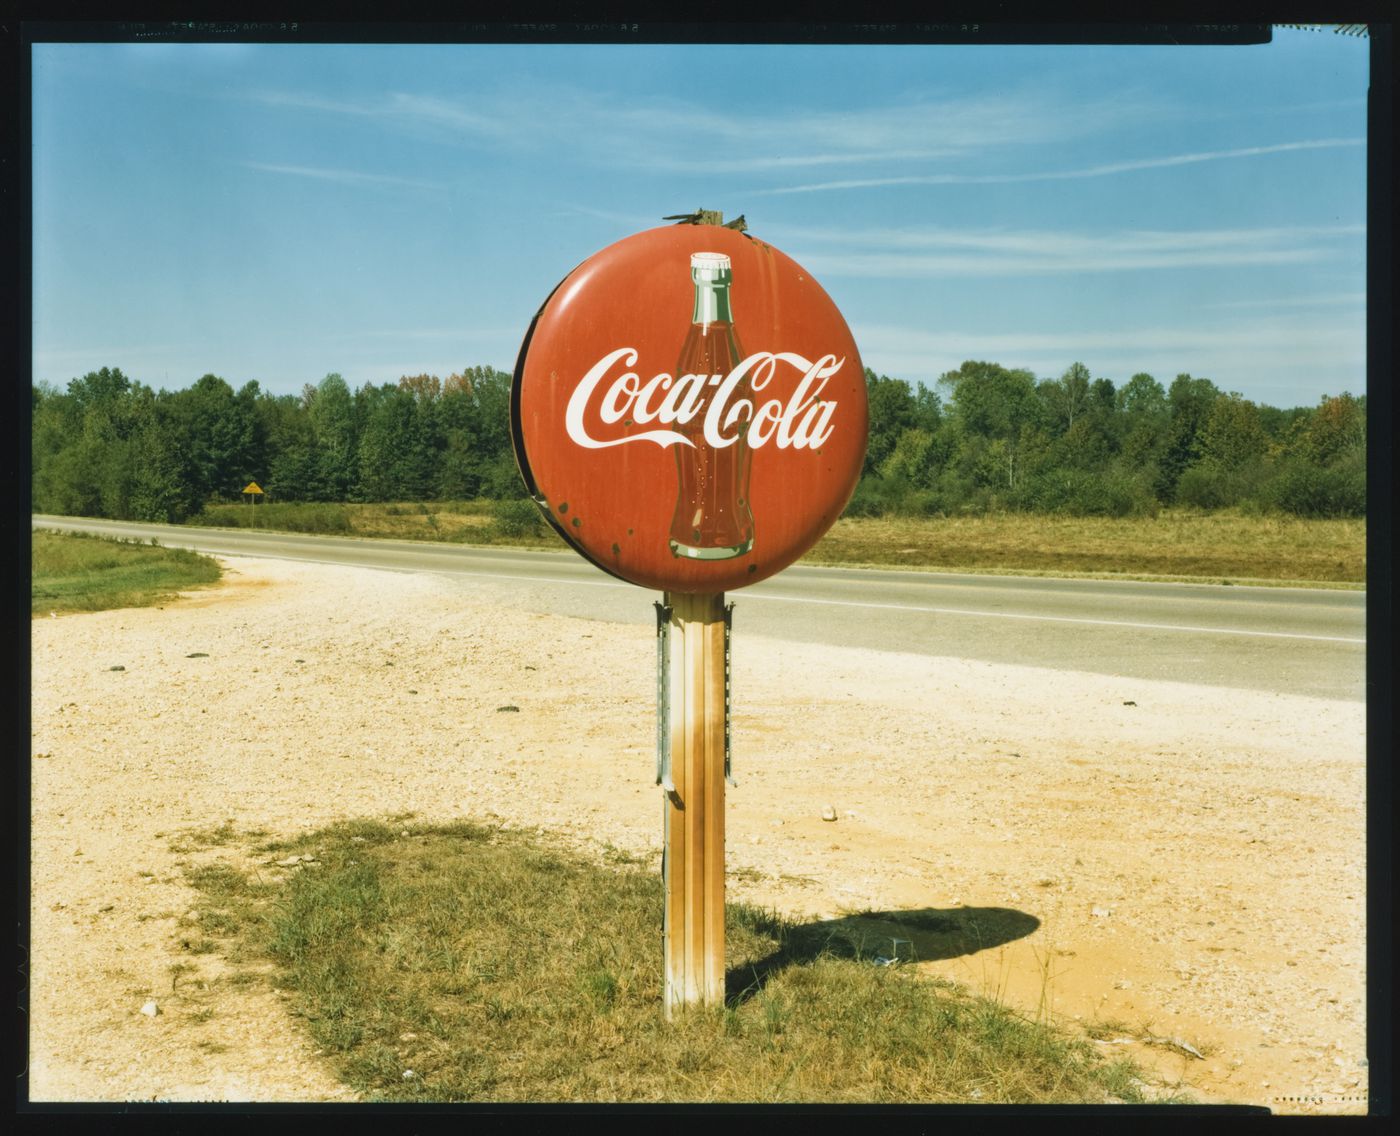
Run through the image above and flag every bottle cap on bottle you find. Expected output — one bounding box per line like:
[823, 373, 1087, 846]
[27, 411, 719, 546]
[690, 252, 731, 283]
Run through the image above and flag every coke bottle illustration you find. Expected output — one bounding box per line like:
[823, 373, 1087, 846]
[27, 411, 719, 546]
[669, 251, 755, 560]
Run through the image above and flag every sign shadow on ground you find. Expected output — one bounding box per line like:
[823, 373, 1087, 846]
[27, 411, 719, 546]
[725, 905, 1040, 1006]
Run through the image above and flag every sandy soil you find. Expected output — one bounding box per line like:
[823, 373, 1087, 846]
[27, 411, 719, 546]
[28, 557, 1368, 1112]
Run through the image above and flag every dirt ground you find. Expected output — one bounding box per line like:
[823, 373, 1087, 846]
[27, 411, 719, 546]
[27, 557, 1369, 1112]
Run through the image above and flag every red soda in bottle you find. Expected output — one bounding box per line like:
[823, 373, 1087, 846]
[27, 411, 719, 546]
[670, 252, 755, 560]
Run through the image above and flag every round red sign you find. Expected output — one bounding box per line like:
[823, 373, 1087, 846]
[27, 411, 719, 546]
[512, 224, 867, 593]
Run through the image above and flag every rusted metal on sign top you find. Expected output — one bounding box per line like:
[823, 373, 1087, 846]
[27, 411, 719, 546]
[511, 223, 868, 594]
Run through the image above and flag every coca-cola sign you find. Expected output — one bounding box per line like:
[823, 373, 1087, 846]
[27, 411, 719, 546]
[565, 349, 843, 452]
[512, 224, 867, 593]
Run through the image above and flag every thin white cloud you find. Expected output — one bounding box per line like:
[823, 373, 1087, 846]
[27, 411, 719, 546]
[1205, 292, 1365, 310]
[346, 327, 516, 341]
[753, 137, 1366, 195]
[546, 203, 659, 227]
[772, 221, 1362, 253]
[247, 84, 1142, 174]
[32, 345, 188, 386]
[252, 89, 516, 138]
[34, 344, 181, 362]
[1212, 95, 1367, 120]
[586, 90, 1112, 171]
[802, 249, 1318, 276]
[779, 222, 1361, 278]
[243, 161, 444, 191]
[855, 319, 1363, 357]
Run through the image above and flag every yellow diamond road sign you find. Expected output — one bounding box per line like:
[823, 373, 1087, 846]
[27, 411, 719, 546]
[243, 482, 264, 495]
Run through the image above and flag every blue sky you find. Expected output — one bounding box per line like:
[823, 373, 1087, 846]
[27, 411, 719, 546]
[31, 30, 1369, 410]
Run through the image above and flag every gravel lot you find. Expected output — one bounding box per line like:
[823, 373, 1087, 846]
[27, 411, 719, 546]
[28, 556, 1368, 1111]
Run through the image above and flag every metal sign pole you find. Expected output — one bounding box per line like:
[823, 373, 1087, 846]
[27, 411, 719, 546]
[659, 591, 728, 1017]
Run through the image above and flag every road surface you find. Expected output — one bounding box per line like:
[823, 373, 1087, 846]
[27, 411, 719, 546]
[32, 515, 1366, 701]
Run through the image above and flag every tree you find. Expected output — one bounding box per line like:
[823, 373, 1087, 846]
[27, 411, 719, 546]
[67, 366, 131, 414]
[398, 373, 442, 403]
[1257, 403, 1310, 448]
[127, 389, 196, 522]
[1090, 376, 1116, 416]
[912, 383, 942, 434]
[1039, 361, 1093, 435]
[1198, 392, 1268, 471]
[1114, 372, 1169, 471]
[167, 374, 258, 503]
[1156, 373, 1222, 502]
[31, 384, 79, 512]
[938, 360, 1042, 490]
[255, 391, 315, 501]
[1299, 392, 1365, 467]
[396, 374, 445, 493]
[356, 383, 437, 501]
[863, 369, 918, 475]
[1054, 415, 1115, 472]
[436, 375, 480, 498]
[40, 367, 141, 517]
[309, 373, 356, 500]
[1116, 372, 1166, 417]
[235, 381, 268, 486]
[32, 384, 100, 516]
[437, 365, 519, 498]
[879, 427, 937, 489]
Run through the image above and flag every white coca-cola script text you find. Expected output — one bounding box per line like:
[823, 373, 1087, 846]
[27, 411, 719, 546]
[564, 348, 844, 450]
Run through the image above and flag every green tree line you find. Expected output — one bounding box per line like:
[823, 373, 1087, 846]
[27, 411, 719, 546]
[31, 361, 1364, 524]
[858, 362, 1364, 518]
[31, 367, 521, 523]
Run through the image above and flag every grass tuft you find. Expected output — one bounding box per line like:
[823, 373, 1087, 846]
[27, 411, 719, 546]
[31, 530, 222, 616]
[807, 510, 1364, 584]
[177, 500, 1363, 584]
[193, 502, 353, 534]
[169, 820, 241, 853]
[182, 819, 1161, 1104]
[192, 498, 558, 548]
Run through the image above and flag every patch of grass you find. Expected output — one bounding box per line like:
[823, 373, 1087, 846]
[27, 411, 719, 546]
[193, 501, 353, 534]
[191, 498, 561, 549]
[169, 820, 241, 853]
[184, 819, 1154, 1104]
[1084, 1018, 1135, 1042]
[31, 530, 223, 616]
[806, 510, 1365, 585]
[179, 500, 1362, 584]
[489, 496, 548, 541]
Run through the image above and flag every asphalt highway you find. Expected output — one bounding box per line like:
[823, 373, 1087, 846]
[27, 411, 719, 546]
[32, 515, 1367, 701]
